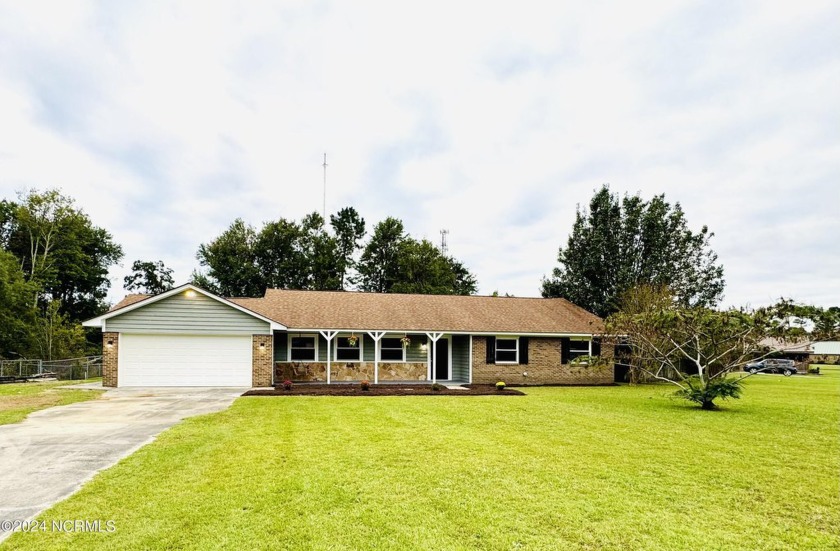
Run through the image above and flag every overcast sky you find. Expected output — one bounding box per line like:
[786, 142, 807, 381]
[0, 0, 837, 307]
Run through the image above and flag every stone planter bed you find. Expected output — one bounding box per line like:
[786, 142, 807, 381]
[243, 384, 525, 396]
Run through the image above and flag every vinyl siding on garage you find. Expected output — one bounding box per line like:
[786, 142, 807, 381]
[107, 291, 271, 334]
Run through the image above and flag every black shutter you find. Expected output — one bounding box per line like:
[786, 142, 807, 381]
[592, 338, 601, 357]
[519, 337, 529, 364]
[560, 337, 571, 364]
[486, 336, 496, 364]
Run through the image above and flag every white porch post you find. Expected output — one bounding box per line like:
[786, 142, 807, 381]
[426, 332, 444, 383]
[367, 331, 386, 385]
[468, 335, 473, 384]
[319, 330, 338, 384]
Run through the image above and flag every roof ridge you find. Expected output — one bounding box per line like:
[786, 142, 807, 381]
[263, 288, 573, 300]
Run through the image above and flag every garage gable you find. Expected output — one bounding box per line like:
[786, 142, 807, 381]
[106, 289, 271, 335]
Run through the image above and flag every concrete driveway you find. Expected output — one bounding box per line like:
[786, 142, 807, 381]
[0, 385, 245, 541]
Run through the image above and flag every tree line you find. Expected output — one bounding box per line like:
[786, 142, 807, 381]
[0, 190, 122, 360]
[188, 208, 477, 297]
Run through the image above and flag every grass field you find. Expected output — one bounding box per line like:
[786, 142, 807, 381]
[4, 369, 838, 550]
[0, 379, 103, 426]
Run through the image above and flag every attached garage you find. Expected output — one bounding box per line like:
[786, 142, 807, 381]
[84, 285, 283, 388]
[119, 334, 253, 387]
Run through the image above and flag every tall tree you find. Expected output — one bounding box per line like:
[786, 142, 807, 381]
[199, 212, 477, 297]
[542, 185, 724, 317]
[357, 217, 407, 293]
[0, 250, 37, 359]
[391, 239, 478, 295]
[254, 218, 306, 289]
[198, 212, 343, 296]
[299, 212, 341, 291]
[124, 260, 175, 295]
[330, 207, 366, 290]
[33, 299, 87, 361]
[358, 218, 478, 295]
[391, 238, 455, 295]
[196, 218, 262, 297]
[769, 299, 840, 341]
[448, 257, 479, 296]
[0, 199, 15, 250]
[5, 189, 123, 321]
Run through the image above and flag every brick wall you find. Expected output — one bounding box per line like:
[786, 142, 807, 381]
[252, 335, 274, 387]
[102, 332, 119, 387]
[472, 336, 612, 385]
[811, 354, 840, 365]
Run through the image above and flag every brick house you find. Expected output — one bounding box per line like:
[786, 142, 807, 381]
[84, 284, 611, 388]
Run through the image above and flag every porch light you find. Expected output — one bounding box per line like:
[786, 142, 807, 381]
[106, 340, 114, 349]
[420, 342, 428, 352]
[259, 342, 266, 351]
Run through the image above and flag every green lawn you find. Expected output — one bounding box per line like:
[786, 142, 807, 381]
[5, 369, 839, 550]
[0, 379, 103, 425]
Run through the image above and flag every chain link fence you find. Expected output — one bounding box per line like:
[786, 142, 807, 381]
[0, 356, 102, 381]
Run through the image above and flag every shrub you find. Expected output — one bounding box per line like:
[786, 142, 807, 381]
[431, 383, 443, 392]
[360, 380, 371, 391]
[808, 366, 821, 375]
[674, 377, 743, 410]
[282, 380, 293, 391]
[496, 381, 506, 391]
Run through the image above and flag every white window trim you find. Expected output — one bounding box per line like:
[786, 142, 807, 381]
[569, 338, 592, 359]
[334, 334, 364, 362]
[379, 337, 406, 363]
[288, 333, 319, 362]
[495, 336, 519, 364]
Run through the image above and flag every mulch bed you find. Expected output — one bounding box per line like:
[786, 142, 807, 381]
[243, 384, 524, 396]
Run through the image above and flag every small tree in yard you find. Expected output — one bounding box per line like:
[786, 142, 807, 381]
[607, 286, 788, 410]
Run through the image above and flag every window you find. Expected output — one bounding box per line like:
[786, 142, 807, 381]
[569, 339, 591, 361]
[495, 338, 518, 363]
[380, 338, 405, 362]
[335, 336, 362, 361]
[289, 335, 317, 361]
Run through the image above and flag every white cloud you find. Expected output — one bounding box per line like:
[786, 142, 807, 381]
[0, 0, 837, 308]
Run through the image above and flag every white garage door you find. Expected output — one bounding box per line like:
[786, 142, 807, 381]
[119, 334, 252, 387]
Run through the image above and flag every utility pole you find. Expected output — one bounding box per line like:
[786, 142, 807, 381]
[440, 229, 449, 254]
[322, 153, 328, 220]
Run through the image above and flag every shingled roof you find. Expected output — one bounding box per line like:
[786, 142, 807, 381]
[229, 289, 603, 334]
[110, 294, 151, 311]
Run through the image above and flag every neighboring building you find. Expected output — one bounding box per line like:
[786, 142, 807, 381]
[83, 284, 612, 388]
[811, 341, 840, 365]
[758, 338, 812, 370]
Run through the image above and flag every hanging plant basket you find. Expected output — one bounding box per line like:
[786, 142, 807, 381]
[347, 334, 358, 347]
[400, 335, 411, 348]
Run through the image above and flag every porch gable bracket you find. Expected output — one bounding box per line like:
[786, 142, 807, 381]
[319, 330, 338, 384]
[425, 332, 444, 384]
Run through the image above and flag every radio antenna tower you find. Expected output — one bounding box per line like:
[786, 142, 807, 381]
[440, 229, 449, 254]
[322, 153, 328, 220]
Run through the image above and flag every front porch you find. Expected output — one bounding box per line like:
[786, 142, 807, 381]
[272, 331, 471, 385]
